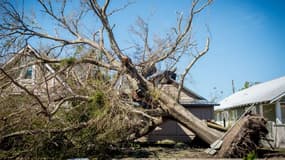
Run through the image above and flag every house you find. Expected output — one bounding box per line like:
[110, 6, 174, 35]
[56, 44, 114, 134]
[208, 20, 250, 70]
[214, 76, 285, 148]
[143, 71, 218, 143]
[0, 45, 73, 98]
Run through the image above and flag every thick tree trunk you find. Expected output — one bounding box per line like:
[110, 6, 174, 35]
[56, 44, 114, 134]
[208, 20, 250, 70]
[158, 91, 222, 144]
[124, 60, 222, 144]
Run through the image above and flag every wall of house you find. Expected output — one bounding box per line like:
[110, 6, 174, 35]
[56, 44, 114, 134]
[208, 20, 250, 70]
[146, 105, 214, 143]
[187, 106, 213, 120]
[214, 106, 247, 127]
[6, 61, 67, 102]
[146, 119, 195, 143]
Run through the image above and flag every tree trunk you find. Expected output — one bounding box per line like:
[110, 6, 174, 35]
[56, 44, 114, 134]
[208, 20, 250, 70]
[125, 61, 222, 144]
[158, 91, 222, 144]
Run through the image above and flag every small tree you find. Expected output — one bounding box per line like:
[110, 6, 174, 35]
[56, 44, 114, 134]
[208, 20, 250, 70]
[240, 81, 260, 90]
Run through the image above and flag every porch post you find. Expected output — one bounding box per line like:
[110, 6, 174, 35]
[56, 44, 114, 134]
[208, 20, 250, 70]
[275, 101, 282, 124]
[259, 104, 263, 116]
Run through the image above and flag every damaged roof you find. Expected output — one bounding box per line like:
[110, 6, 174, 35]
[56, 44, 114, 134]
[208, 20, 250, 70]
[215, 76, 285, 111]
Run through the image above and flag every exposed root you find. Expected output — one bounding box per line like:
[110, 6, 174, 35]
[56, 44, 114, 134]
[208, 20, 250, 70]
[217, 113, 268, 158]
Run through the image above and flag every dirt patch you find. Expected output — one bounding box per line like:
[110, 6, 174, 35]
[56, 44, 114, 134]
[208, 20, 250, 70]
[112, 146, 212, 159]
[147, 147, 211, 159]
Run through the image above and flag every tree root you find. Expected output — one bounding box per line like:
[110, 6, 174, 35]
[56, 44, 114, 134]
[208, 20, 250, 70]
[217, 113, 268, 158]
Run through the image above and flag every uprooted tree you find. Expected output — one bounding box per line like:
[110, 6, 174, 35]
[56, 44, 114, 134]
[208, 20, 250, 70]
[0, 0, 267, 158]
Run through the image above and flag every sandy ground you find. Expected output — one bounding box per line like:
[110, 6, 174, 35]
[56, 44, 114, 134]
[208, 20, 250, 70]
[114, 146, 213, 159]
[111, 146, 285, 159]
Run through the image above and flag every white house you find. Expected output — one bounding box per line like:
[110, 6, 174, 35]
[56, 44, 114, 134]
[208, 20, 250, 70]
[214, 76, 285, 148]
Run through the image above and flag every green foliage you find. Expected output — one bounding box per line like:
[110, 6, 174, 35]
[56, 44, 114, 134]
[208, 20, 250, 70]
[0, 96, 63, 159]
[65, 90, 108, 124]
[244, 81, 250, 89]
[50, 63, 61, 71]
[0, 76, 136, 159]
[0, 94, 100, 158]
[61, 57, 76, 66]
[243, 151, 257, 160]
[240, 81, 260, 90]
[90, 90, 105, 108]
[35, 133, 74, 159]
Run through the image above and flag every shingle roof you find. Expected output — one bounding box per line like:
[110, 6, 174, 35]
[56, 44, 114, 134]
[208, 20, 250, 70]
[180, 99, 218, 106]
[215, 76, 285, 111]
[159, 78, 216, 106]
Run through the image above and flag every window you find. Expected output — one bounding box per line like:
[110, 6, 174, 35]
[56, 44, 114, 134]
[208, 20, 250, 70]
[263, 104, 276, 122]
[24, 66, 33, 79]
[236, 107, 246, 118]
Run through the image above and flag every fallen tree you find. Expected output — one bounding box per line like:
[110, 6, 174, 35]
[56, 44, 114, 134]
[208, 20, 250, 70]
[0, 0, 268, 158]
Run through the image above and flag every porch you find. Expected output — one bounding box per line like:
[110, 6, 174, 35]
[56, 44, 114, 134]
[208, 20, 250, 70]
[215, 100, 285, 148]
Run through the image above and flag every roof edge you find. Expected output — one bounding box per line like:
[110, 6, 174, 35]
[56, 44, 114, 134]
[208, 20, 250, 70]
[170, 79, 206, 100]
[215, 100, 271, 111]
[270, 92, 285, 104]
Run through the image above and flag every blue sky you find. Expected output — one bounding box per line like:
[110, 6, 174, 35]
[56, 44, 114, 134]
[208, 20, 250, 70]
[110, 0, 285, 101]
[16, 0, 285, 101]
[188, 0, 285, 101]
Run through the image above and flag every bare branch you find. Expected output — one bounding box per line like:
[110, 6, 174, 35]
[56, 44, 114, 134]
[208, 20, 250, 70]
[39, 64, 51, 104]
[147, 0, 211, 66]
[107, 1, 134, 16]
[176, 38, 209, 101]
[38, 0, 80, 37]
[88, 0, 125, 61]
[102, 0, 110, 14]
[193, 0, 213, 14]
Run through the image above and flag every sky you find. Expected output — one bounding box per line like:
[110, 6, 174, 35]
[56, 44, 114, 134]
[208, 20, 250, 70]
[11, 0, 285, 102]
[107, 0, 285, 101]
[187, 0, 285, 101]
[111, 0, 285, 102]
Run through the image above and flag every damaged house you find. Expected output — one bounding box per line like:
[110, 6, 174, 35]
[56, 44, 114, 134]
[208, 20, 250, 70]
[0, 45, 73, 98]
[215, 76, 285, 148]
[140, 71, 218, 143]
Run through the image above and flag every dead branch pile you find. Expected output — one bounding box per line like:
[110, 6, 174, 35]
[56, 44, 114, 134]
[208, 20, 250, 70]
[217, 113, 268, 158]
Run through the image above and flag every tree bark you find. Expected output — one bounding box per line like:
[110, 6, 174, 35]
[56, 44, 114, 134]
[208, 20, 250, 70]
[125, 66, 222, 144]
[158, 90, 222, 144]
